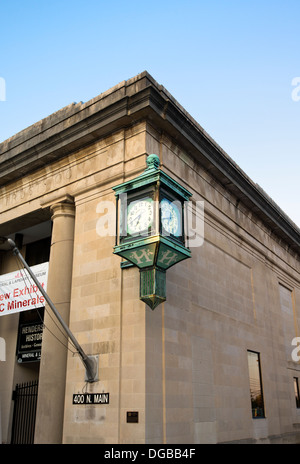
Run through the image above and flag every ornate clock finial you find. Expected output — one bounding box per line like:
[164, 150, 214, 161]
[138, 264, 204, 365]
[146, 154, 160, 171]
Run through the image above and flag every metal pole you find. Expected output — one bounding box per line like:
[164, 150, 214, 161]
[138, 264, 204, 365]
[7, 239, 98, 383]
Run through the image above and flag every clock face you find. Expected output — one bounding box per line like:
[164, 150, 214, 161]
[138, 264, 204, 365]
[161, 198, 181, 236]
[127, 198, 153, 235]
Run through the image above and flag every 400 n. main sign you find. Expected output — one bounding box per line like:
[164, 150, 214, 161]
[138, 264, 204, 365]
[73, 393, 110, 405]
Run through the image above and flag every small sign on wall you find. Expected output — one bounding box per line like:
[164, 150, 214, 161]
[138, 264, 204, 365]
[17, 322, 44, 363]
[127, 411, 139, 423]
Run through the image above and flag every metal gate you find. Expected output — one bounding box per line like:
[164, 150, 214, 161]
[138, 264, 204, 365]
[11, 380, 38, 444]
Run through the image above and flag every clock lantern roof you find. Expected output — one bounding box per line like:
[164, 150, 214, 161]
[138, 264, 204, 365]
[112, 154, 192, 201]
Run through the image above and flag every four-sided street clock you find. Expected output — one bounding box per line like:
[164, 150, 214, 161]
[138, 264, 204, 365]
[112, 154, 192, 310]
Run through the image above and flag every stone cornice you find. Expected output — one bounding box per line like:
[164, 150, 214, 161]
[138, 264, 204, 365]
[0, 71, 299, 253]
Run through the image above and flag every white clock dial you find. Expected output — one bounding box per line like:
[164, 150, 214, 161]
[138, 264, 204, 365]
[161, 199, 181, 236]
[127, 199, 153, 234]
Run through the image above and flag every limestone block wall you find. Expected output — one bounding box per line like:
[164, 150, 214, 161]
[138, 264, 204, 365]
[62, 124, 149, 444]
[146, 127, 300, 444]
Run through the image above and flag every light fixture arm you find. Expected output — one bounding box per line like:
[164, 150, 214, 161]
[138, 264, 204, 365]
[7, 238, 98, 383]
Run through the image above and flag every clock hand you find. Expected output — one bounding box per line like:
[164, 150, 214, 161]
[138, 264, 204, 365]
[129, 212, 141, 225]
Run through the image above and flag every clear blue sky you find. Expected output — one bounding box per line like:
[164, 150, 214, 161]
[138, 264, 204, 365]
[1, 0, 300, 226]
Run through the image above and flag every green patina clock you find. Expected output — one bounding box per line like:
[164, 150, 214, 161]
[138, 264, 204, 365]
[113, 154, 192, 310]
[127, 198, 153, 235]
[161, 198, 181, 236]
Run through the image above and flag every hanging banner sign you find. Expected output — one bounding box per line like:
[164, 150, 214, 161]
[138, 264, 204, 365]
[0, 262, 49, 317]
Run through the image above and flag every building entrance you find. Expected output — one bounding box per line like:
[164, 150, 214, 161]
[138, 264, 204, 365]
[11, 380, 39, 444]
[0, 227, 51, 443]
[9, 234, 51, 443]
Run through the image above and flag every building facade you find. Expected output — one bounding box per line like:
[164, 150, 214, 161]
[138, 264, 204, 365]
[0, 71, 300, 444]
